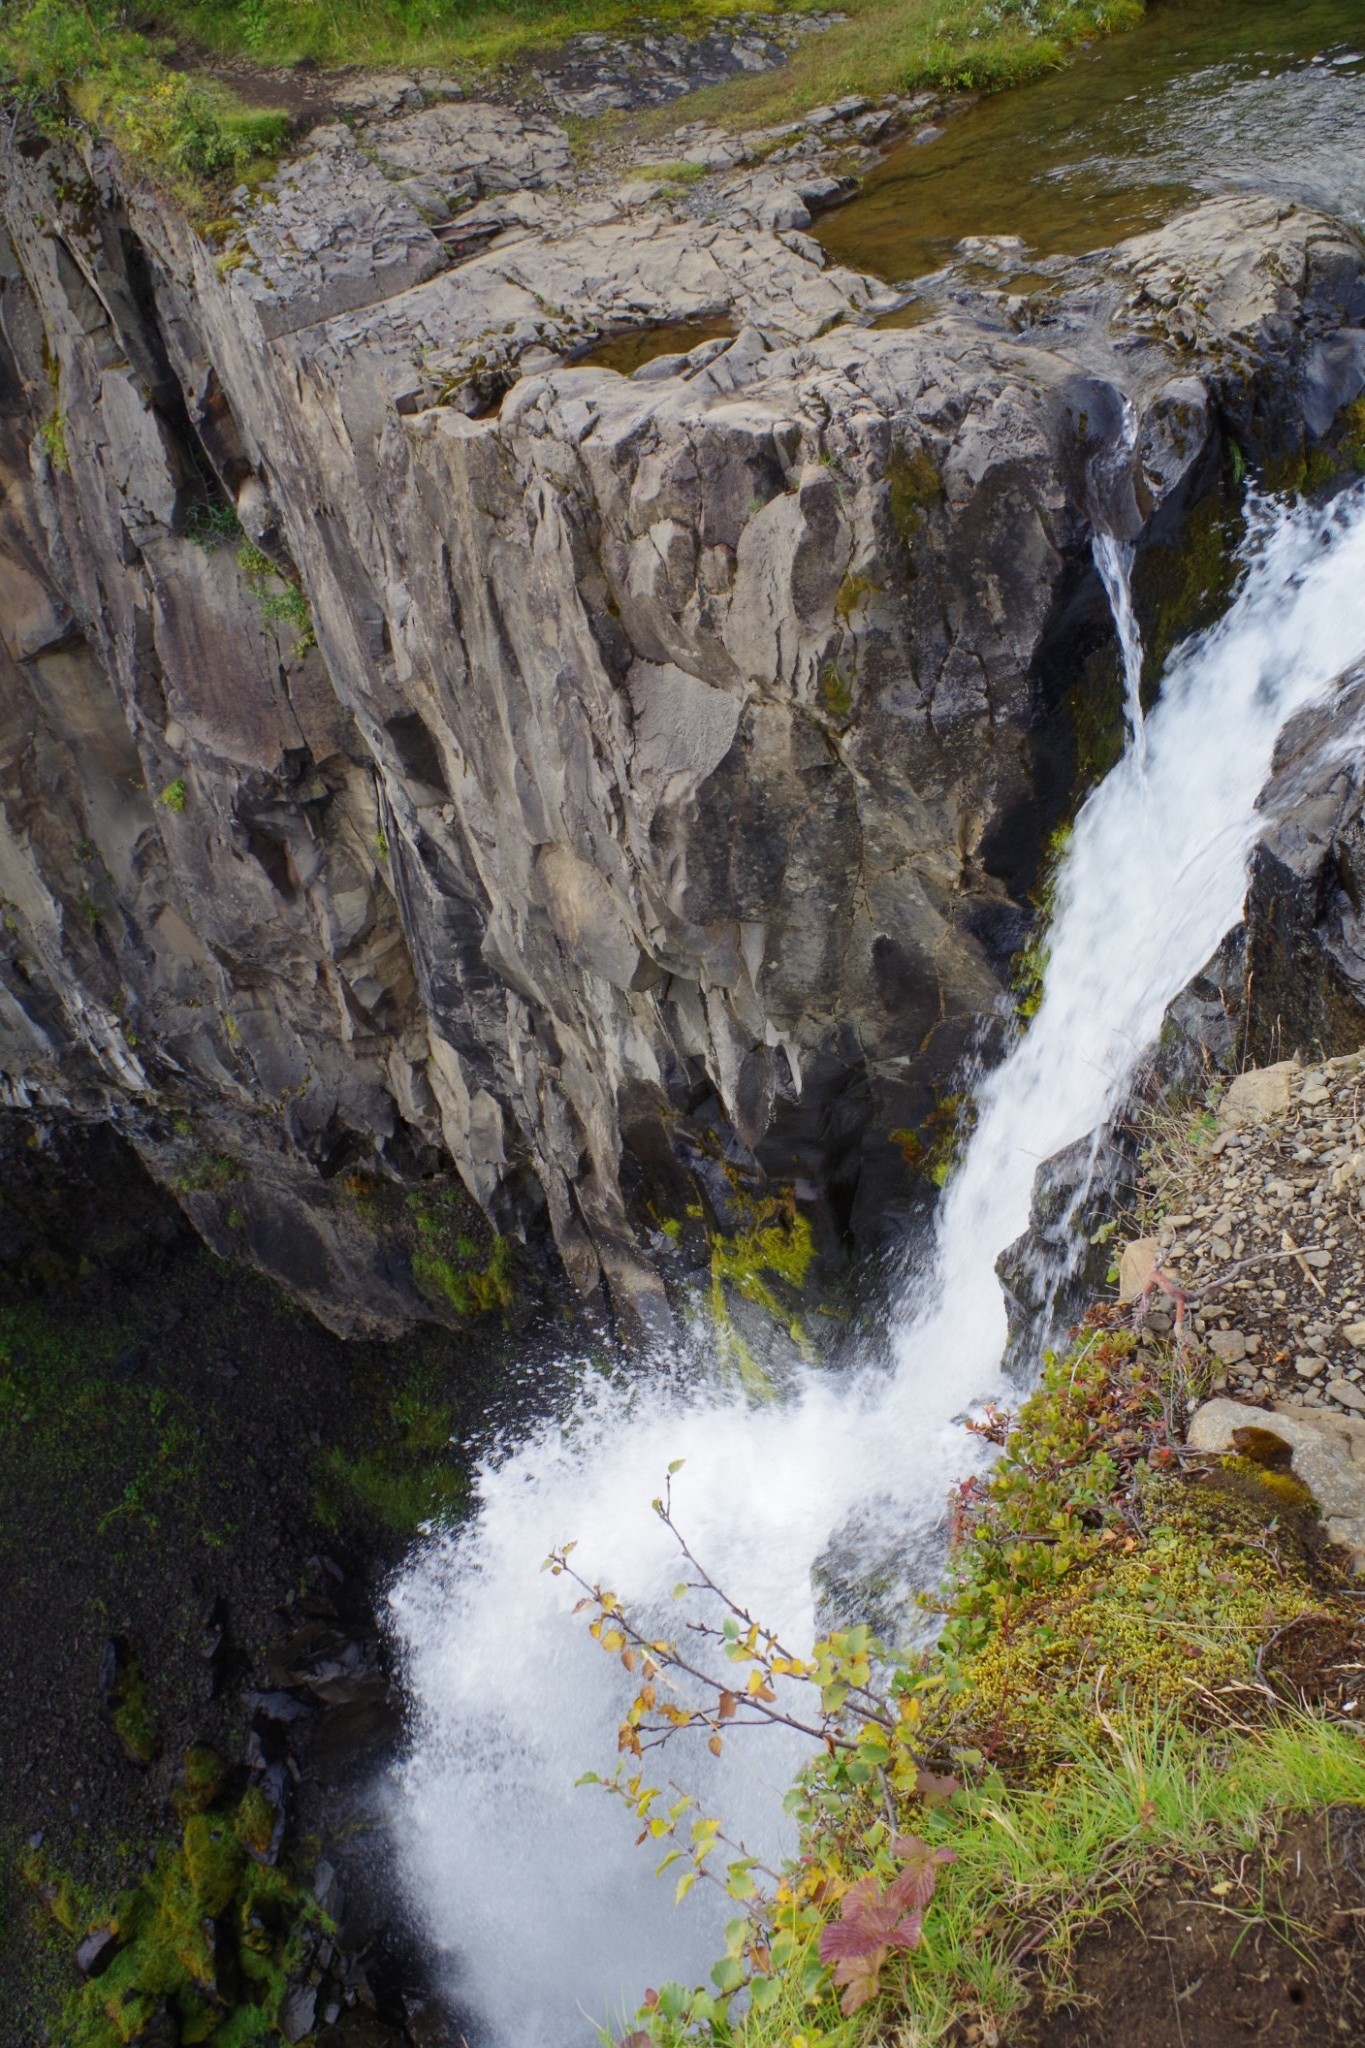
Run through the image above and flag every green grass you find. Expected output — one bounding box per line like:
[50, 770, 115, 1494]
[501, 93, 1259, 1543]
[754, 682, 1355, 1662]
[724, 1712, 1365, 2048]
[0, 0, 288, 197]
[2, 0, 1148, 196]
[130, 0, 791, 75]
[143, 0, 1142, 106]
[635, 0, 1145, 132]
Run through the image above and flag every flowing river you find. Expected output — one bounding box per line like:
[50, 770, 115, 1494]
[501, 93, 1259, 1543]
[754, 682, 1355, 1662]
[388, 11, 1365, 2042]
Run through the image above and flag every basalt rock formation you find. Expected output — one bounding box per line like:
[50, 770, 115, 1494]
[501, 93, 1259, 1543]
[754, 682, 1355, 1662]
[1, 84, 1363, 1336]
[1242, 666, 1365, 1066]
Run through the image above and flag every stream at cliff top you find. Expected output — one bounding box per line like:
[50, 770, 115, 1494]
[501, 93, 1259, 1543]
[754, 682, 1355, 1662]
[816, 0, 1365, 289]
[388, 480, 1365, 2048]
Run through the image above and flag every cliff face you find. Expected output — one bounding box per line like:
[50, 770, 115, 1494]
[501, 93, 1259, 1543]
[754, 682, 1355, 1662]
[1, 92, 1362, 1334]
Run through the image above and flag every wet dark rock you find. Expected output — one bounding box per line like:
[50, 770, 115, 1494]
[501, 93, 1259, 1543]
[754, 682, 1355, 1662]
[198, 1915, 239, 2007]
[244, 1687, 315, 1728]
[997, 1131, 1131, 1380]
[1243, 666, 1365, 1064]
[199, 1597, 230, 1698]
[1159, 926, 1247, 1087]
[281, 1981, 318, 2044]
[269, 1623, 387, 1709]
[316, 2014, 407, 2047]
[313, 1858, 344, 1920]
[402, 1994, 457, 2048]
[128, 2004, 179, 2048]
[247, 1758, 291, 1865]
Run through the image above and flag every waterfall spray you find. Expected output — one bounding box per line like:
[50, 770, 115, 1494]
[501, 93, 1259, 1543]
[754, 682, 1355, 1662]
[389, 483, 1365, 2048]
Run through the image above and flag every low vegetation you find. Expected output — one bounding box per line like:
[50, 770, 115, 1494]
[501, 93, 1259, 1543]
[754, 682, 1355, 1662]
[235, 543, 317, 656]
[0, 0, 287, 197]
[1, 0, 1149, 198]
[558, 1310, 1365, 2045]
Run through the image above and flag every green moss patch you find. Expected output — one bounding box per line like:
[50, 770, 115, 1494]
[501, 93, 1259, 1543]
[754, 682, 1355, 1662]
[1132, 474, 1247, 698]
[411, 1233, 515, 1317]
[29, 1787, 327, 2048]
[705, 1194, 817, 1390]
[887, 442, 943, 545]
[1261, 393, 1365, 500]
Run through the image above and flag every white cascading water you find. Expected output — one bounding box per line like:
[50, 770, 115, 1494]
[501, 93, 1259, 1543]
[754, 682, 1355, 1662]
[389, 482, 1365, 2048]
[1094, 530, 1148, 763]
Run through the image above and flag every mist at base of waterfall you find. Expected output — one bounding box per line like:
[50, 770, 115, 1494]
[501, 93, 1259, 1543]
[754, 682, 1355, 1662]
[388, 484, 1365, 2048]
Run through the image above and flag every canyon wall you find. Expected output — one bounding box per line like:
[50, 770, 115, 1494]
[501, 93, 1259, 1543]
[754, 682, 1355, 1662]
[2, 93, 1363, 1333]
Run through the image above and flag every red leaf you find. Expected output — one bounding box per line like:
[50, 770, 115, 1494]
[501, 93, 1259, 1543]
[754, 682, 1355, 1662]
[913, 1768, 960, 1808]
[890, 1834, 956, 1914]
[818, 1838, 956, 2013]
[830, 1949, 885, 2017]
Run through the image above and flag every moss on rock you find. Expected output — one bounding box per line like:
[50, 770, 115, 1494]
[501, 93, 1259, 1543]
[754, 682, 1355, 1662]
[34, 1784, 327, 2048]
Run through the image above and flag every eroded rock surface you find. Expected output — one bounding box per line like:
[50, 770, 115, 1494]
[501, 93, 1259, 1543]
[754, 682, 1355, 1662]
[2, 84, 1363, 1334]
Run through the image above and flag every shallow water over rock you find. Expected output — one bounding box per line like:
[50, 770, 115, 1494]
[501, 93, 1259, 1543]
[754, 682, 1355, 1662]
[817, 0, 1365, 288]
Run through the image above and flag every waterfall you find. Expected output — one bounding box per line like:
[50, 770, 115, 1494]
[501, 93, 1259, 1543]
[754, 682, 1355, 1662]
[388, 482, 1365, 2048]
[1090, 396, 1148, 764]
[1093, 530, 1148, 763]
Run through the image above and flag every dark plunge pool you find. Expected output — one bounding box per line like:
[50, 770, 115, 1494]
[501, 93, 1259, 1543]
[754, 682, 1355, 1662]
[816, 0, 1365, 288]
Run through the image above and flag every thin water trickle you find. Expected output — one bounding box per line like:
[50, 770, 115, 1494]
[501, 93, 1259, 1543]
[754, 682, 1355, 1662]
[389, 485, 1365, 2048]
[1093, 531, 1147, 763]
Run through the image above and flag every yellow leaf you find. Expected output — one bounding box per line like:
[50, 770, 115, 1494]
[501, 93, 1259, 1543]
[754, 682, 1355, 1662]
[675, 1870, 697, 1904]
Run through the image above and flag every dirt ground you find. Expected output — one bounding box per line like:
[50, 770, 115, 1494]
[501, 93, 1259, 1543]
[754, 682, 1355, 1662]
[1025, 1807, 1365, 2046]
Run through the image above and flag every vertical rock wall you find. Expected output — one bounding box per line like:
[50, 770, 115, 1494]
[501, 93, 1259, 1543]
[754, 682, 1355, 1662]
[1, 103, 1360, 1334]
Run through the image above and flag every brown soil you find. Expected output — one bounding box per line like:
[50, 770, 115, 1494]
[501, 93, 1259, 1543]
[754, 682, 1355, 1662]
[1023, 1808, 1365, 2047]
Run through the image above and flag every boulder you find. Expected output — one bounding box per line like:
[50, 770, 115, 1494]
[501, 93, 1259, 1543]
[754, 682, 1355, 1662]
[1187, 1395, 1365, 1566]
[1219, 1060, 1298, 1126]
[1118, 1236, 1161, 1302]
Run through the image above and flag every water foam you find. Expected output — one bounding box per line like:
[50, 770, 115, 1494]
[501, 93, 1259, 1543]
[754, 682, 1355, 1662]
[389, 484, 1365, 2048]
